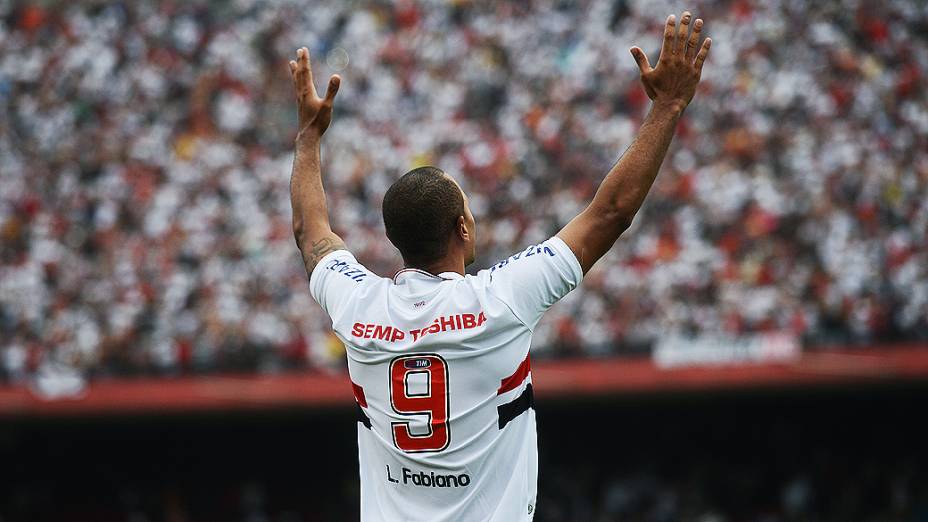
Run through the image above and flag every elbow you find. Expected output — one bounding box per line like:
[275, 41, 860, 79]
[594, 205, 635, 235]
[292, 216, 306, 249]
[612, 212, 635, 234]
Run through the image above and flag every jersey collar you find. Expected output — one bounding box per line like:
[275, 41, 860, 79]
[393, 268, 464, 283]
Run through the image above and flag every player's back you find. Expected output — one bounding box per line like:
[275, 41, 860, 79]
[309, 237, 582, 521]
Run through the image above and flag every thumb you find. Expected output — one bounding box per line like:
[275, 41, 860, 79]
[323, 74, 341, 104]
[630, 47, 652, 74]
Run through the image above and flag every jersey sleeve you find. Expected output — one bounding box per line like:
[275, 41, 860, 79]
[481, 236, 583, 330]
[309, 249, 374, 321]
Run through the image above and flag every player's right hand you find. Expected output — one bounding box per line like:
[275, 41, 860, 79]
[629, 12, 711, 112]
[288, 47, 340, 139]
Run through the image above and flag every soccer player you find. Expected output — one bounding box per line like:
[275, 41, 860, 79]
[287, 12, 710, 521]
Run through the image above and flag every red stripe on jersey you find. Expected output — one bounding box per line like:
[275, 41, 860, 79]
[497, 354, 531, 395]
[352, 381, 368, 407]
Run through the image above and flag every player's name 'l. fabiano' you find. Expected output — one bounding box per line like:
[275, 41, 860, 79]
[387, 465, 472, 488]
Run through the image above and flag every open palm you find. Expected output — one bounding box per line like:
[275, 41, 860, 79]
[288, 47, 341, 138]
[630, 12, 711, 110]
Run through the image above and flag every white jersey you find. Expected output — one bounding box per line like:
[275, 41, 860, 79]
[310, 236, 582, 521]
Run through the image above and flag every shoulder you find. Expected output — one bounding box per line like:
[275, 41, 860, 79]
[482, 236, 581, 282]
[470, 236, 583, 329]
[311, 250, 375, 285]
[309, 249, 387, 320]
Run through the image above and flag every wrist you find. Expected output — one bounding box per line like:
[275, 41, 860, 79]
[295, 126, 323, 145]
[651, 98, 688, 117]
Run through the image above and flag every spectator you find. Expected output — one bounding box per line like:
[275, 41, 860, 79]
[1, 0, 926, 382]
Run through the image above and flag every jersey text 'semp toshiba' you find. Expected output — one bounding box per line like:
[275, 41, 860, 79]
[310, 236, 582, 521]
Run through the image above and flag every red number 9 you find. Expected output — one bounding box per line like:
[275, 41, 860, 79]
[389, 354, 450, 453]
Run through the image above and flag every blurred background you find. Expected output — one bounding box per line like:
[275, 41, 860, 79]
[0, 0, 926, 520]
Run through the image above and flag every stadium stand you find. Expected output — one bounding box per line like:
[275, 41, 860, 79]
[1, 0, 926, 385]
[2, 2, 927, 521]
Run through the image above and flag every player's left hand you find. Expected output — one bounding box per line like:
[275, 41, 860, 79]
[288, 47, 340, 139]
[629, 12, 711, 111]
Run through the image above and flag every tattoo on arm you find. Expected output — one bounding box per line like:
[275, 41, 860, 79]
[302, 236, 347, 273]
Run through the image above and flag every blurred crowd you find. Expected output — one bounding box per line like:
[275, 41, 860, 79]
[537, 455, 928, 522]
[3, 386, 926, 522]
[1, 0, 927, 382]
[4, 435, 926, 522]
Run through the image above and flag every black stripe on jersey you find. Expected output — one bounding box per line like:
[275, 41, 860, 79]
[356, 403, 372, 429]
[497, 383, 534, 430]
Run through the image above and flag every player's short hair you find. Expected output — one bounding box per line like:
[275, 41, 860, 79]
[383, 166, 465, 268]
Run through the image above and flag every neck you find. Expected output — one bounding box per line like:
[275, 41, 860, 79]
[412, 257, 465, 277]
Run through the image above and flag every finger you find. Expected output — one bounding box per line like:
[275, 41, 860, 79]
[630, 47, 652, 74]
[296, 47, 317, 97]
[687, 18, 703, 60]
[676, 12, 692, 55]
[323, 74, 341, 105]
[294, 49, 309, 93]
[695, 37, 712, 72]
[288, 60, 299, 93]
[659, 14, 676, 61]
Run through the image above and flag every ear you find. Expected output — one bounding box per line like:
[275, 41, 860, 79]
[456, 215, 470, 241]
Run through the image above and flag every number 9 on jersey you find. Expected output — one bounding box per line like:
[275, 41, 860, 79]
[389, 354, 451, 453]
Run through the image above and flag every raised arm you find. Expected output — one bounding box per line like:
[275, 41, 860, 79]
[557, 12, 711, 274]
[288, 47, 346, 274]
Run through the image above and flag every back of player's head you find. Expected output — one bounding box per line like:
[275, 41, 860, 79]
[383, 166, 465, 268]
